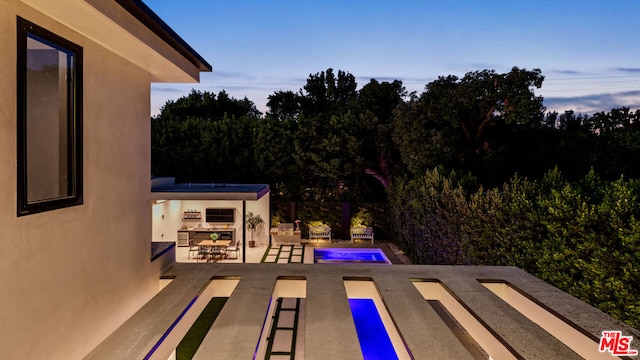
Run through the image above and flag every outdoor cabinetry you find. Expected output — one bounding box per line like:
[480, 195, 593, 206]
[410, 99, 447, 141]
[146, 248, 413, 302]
[270, 223, 301, 245]
[178, 229, 235, 244]
[177, 231, 190, 247]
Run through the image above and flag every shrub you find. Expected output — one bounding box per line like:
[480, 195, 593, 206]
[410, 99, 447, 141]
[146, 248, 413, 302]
[388, 167, 640, 329]
[350, 208, 373, 227]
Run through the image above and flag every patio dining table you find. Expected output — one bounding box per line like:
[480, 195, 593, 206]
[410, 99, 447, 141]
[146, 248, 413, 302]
[197, 240, 231, 262]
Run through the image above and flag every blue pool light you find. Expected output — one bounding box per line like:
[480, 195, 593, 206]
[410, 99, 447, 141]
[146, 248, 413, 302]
[349, 298, 399, 360]
[314, 248, 391, 264]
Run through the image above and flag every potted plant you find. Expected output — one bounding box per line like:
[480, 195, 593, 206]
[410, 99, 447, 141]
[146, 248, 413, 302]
[246, 211, 264, 248]
[271, 213, 285, 228]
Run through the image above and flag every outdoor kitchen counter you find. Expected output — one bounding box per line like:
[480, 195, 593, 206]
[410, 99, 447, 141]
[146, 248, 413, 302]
[178, 228, 235, 244]
[179, 228, 234, 232]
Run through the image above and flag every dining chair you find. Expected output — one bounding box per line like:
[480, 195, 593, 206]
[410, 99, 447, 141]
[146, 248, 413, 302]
[226, 240, 240, 259]
[196, 245, 210, 263]
[210, 247, 227, 262]
[188, 239, 200, 259]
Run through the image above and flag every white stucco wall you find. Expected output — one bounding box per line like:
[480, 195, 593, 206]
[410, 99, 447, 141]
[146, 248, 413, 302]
[152, 200, 183, 242]
[0, 2, 189, 358]
[246, 194, 271, 246]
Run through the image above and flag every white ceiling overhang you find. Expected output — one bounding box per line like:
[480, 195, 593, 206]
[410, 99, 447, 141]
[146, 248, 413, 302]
[21, 0, 211, 83]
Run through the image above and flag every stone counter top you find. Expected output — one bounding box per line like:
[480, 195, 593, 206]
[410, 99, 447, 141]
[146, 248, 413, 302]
[179, 228, 235, 232]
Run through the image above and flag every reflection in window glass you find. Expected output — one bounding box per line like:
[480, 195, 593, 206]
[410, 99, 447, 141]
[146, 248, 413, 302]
[26, 36, 73, 202]
[17, 17, 82, 216]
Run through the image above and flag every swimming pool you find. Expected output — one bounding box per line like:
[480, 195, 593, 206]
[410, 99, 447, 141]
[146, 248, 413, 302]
[314, 248, 391, 264]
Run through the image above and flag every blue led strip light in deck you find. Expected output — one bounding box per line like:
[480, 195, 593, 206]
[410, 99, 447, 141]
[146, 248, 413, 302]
[144, 295, 199, 360]
[348, 298, 399, 360]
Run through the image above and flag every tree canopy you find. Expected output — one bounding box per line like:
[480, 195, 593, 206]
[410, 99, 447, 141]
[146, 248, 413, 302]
[152, 67, 640, 198]
[157, 89, 261, 120]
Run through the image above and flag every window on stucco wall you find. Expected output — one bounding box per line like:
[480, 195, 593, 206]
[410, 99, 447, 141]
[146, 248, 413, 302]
[16, 17, 83, 216]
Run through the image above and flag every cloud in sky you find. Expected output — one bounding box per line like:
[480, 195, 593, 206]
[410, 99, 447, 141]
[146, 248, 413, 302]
[211, 70, 255, 80]
[151, 86, 185, 93]
[548, 69, 586, 76]
[544, 90, 640, 115]
[152, 69, 640, 118]
[613, 68, 640, 74]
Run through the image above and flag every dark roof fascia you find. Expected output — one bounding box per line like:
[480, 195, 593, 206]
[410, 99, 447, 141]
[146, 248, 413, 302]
[114, 0, 212, 72]
[151, 183, 270, 201]
[256, 185, 270, 200]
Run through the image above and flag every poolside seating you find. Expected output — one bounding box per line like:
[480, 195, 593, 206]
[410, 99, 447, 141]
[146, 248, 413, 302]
[309, 225, 331, 242]
[270, 223, 301, 245]
[350, 226, 374, 243]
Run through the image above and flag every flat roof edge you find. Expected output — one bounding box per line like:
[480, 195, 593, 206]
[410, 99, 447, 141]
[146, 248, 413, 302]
[150, 192, 261, 201]
[151, 182, 269, 201]
[256, 185, 270, 200]
[114, 0, 212, 72]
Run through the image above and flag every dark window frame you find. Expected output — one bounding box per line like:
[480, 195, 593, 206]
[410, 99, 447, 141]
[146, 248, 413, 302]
[16, 17, 83, 216]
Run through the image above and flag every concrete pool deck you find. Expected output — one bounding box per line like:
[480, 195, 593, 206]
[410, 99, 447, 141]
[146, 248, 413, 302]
[85, 264, 639, 359]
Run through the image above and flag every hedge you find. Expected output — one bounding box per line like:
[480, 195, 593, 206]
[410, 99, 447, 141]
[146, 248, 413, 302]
[388, 167, 640, 329]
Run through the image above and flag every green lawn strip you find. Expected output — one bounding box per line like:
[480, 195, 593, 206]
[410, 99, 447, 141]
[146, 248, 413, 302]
[176, 297, 228, 360]
[261, 245, 273, 263]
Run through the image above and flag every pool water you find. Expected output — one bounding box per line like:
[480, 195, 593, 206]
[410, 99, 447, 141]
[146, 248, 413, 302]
[349, 298, 399, 360]
[314, 248, 391, 264]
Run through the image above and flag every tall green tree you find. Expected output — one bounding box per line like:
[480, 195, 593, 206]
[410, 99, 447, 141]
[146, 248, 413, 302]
[157, 89, 261, 120]
[393, 67, 545, 186]
[266, 90, 302, 121]
[355, 79, 407, 188]
[588, 108, 640, 180]
[151, 90, 262, 182]
[292, 112, 364, 201]
[266, 68, 358, 119]
[252, 116, 301, 198]
[299, 68, 357, 116]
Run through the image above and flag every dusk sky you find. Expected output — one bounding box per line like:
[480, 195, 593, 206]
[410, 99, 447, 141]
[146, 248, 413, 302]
[146, 0, 640, 116]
